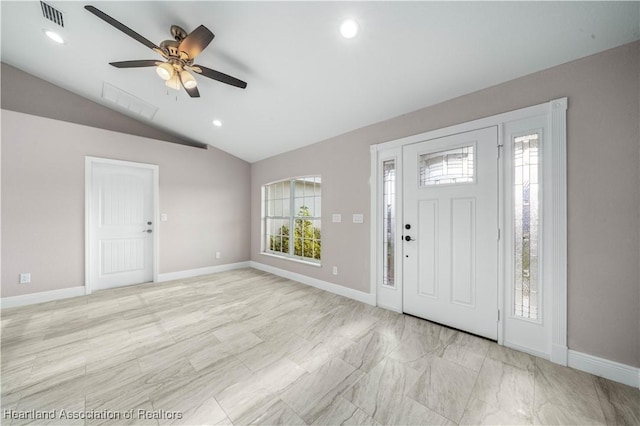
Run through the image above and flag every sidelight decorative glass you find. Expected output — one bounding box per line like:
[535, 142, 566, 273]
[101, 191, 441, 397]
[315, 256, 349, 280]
[382, 160, 396, 287]
[419, 145, 474, 186]
[513, 134, 540, 320]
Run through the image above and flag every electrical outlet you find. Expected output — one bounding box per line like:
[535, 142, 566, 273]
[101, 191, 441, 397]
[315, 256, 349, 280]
[215, 252, 221, 259]
[332, 214, 342, 223]
[160, 213, 168, 221]
[353, 214, 364, 224]
[19, 273, 31, 284]
[333, 266, 338, 275]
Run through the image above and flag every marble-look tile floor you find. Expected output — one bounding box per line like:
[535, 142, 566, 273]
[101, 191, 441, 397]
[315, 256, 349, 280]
[2, 268, 638, 425]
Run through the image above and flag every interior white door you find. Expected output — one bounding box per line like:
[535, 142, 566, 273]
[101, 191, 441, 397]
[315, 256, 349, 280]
[89, 161, 154, 291]
[403, 127, 499, 339]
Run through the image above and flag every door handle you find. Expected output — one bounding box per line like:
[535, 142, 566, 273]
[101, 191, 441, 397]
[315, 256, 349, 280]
[405, 235, 415, 242]
[143, 229, 153, 233]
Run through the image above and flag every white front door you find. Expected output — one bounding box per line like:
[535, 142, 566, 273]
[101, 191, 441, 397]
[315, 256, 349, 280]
[88, 160, 155, 291]
[402, 127, 499, 339]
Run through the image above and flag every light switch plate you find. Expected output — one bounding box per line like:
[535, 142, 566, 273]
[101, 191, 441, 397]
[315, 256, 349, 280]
[353, 214, 364, 224]
[332, 214, 342, 223]
[161, 213, 168, 221]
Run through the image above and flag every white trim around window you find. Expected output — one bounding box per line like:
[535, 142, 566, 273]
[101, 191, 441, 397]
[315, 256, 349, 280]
[261, 176, 322, 265]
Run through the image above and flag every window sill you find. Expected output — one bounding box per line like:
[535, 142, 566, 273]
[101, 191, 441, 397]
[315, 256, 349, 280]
[260, 252, 322, 268]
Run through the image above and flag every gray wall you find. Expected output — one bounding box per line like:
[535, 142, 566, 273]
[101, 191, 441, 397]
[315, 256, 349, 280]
[1, 63, 205, 149]
[1, 109, 251, 298]
[251, 41, 640, 368]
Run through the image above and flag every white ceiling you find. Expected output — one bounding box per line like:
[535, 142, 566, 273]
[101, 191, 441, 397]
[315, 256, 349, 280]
[2, 2, 638, 162]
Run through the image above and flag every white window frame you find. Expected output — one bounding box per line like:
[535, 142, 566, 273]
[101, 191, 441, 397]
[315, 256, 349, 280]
[370, 98, 567, 365]
[261, 176, 322, 266]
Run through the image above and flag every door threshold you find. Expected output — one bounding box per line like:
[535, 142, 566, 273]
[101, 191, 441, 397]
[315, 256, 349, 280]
[402, 312, 497, 343]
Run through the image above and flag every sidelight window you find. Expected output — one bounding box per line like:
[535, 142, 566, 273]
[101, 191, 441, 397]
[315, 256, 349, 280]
[513, 134, 540, 320]
[382, 160, 396, 287]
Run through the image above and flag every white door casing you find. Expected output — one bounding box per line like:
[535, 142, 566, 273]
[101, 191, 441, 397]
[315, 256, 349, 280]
[85, 157, 159, 293]
[502, 114, 556, 359]
[402, 127, 499, 339]
[370, 98, 567, 363]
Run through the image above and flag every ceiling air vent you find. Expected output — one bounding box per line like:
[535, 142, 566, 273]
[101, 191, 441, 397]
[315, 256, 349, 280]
[40, 1, 64, 27]
[102, 82, 158, 120]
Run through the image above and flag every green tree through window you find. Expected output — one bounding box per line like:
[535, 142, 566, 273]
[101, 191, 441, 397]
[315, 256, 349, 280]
[270, 206, 321, 260]
[264, 177, 321, 262]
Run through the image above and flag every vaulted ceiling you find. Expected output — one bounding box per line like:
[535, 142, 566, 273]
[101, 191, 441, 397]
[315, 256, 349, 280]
[2, 1, 638, 162]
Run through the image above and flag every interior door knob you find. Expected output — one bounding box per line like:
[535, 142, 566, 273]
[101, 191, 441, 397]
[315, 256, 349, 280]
[405, 235, 414, 241]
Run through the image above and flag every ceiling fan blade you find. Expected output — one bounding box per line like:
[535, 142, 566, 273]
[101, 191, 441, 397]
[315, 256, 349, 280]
[110, 60, 160, 68]
[192, 65, 247, 89]
[85, 5, 159, 51]
[182, 83, 200, 98]
[179, 25, 214, 59]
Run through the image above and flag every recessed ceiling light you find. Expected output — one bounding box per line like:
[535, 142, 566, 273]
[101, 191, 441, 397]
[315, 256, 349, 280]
[212, 120, 222, 127]
[43, 29, 65, 44]
[340, 19, 359, 39]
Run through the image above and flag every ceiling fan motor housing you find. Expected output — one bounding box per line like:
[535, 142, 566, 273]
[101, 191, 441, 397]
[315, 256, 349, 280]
[160, 39, 182, 59]
[170, 25, 188, 42]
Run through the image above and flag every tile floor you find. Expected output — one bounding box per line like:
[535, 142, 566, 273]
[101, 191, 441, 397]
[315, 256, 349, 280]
[1, 268, 638, 425]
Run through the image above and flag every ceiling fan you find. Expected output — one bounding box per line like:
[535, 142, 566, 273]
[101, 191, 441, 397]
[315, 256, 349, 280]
[85, 5, 247, 98]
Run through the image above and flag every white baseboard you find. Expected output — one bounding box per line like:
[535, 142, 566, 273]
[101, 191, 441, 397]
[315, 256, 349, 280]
[157, 261, 251, 282]
[503, 340, 551, 360]
[568, 350, 639, 389]
[1, 286, 86, 309]
[249, 261, 376, 306]
[2, 261, 250, 309]
[377, 302, 402, 313]
[551, 343, 569, 365]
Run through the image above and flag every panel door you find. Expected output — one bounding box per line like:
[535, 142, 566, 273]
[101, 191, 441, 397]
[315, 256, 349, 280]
[402, 127, 499, 339]
[90, 162, 154, 291]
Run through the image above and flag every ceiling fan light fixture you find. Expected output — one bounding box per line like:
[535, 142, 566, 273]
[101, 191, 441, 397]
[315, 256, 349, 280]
[165, 74, 181, 90]
[180, 70, 197, 89]
[156, 62, 175, 80]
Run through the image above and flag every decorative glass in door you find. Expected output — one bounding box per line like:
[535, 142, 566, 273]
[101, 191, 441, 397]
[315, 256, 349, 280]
[419, 145, 474, 186]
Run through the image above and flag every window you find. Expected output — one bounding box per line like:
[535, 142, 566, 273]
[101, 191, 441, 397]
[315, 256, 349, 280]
[513, 134, 540, 320]
[382, 160, 396, 287]
[419, 145, 474, 186]
[263, 177, 321, 263]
